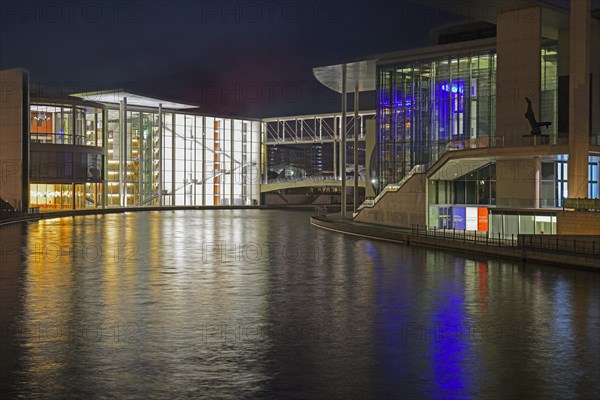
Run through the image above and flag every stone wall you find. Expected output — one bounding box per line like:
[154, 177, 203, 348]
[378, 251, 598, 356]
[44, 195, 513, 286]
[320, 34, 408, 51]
[496, 158, 538, 208]
[496, 6, 542, 147]
[0, 68, 28, 209]
[557, 211, 600, 234]
[353, 173, 426, 228]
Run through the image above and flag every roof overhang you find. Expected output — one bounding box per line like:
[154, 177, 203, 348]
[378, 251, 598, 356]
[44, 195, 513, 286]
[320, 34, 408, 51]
[313, 60, 377, 93]
[73, 90, 198, 110]
[428, 158, 494, 181]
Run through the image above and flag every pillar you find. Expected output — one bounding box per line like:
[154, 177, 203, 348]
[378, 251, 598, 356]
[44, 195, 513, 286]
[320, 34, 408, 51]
[341, 64, 347, 217]
[0, 68, 29, 210]
[158, 103, 163, 207]
[353, 84, 359, 212]
[496, 6, 542, 147]
[568, 0, 591, 199]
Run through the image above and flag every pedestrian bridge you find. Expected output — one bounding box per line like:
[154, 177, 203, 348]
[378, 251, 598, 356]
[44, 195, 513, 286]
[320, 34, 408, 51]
[261, 178, 365, 193]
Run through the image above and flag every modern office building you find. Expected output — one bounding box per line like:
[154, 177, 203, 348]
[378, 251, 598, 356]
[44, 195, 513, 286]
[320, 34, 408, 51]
[2, 1, 598, 237]
[315, 0, 600, 236]
[0, 69, 262, 211]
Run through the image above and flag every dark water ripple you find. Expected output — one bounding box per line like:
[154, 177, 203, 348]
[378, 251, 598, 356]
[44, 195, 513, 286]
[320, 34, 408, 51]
[0, 210, 598, 399]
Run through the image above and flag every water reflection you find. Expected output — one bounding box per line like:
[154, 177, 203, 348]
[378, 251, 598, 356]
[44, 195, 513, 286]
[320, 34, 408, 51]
[0, 210, 598, 399]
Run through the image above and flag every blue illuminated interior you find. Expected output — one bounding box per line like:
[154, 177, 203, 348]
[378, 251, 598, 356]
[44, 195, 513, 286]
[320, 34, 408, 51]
[438, 80, 465, 140]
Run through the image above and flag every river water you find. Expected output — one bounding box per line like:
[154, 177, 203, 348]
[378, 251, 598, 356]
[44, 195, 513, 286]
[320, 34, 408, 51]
[0, 210, 598, 399]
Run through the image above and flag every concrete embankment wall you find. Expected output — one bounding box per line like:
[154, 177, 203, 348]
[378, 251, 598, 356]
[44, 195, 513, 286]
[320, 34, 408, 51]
[518, 234, 600, 253]
[354, 174, 426, 228]
[408, 236, 599, 270]
[310, 217, 600, 270]
[310, 216, 410, 243]
[264, 194, 337, 205]
[0, 206, 262, 226]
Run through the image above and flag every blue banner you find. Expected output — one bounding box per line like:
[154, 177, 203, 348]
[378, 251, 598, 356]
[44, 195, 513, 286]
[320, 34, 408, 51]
[452, 207, 466, 230]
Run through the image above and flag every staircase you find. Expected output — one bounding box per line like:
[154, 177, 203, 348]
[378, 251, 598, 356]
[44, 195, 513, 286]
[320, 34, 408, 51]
[275, 192, 289, 204]
[354, 164, 428, 217]
[141, 193, 159, 206]
[304, 194, 320, 205]
[0, 197, 14, 211]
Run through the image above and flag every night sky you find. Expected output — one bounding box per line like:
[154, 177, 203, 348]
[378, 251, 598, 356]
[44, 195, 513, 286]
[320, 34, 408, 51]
[0, 0, 592, 118]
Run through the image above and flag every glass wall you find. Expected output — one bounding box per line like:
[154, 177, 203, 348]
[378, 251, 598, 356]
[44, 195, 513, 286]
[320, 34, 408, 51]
[29, 101, 106, 210]
[30, 183, 104, 210]
[429, 163, 496, 207]
[106, 109, 121, 206]
[28, 98, 261, 210]
[30, 104, 104, 146]
[376, 51, 496, 191]
[30, 183, 73, 210]
[540, 161, 556, 207]
[489, 212, 557, 238]
[540, 44, 558, 143]
[104, 107, 260, 207]
[85, 106, 104, 147]
[376, 46, 559, 193]
[590, 160, 599, 200]
[540, 157, 599, 208]
[123, 111, 161, 206]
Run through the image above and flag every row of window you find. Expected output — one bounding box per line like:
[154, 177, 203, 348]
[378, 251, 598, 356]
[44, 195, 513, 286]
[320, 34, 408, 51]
[429, 160, 599, 208]
[377, 51, 498, 189]
[375, 45, 562, 190]
[30, 104, 104, 147]
[29, 102, 262, 208]
[105, 110, 261, 207]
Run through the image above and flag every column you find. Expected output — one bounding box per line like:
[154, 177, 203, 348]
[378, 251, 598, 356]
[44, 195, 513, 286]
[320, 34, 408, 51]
[353, 84, 359, 212]
[534, 156, 541, 208]
[119, 97, 127, 207]
[568, 0, 591, 199]
[202, 116, 206, 206]
[230, 119, 235, 206]
[158, 104, 163, 207]
[341, 63, 347, 217]
[333, 115, 337, 180]
[495, 6, 542, 147]
[103, 108, 108, 208]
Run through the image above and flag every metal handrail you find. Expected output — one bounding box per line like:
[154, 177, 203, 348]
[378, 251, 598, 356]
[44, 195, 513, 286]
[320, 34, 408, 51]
[444, 136, 505, 153]
[264, 176, 365, 185]
[0, 207, 40, 220]
[355, 163, 429, 215]
[30, 132, 100, 146]
[563, 198, 600, 212]
[410, 224, 600, 256]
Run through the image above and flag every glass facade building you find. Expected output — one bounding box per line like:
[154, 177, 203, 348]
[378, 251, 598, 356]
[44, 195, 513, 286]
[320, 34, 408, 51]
[375, 45, 560, 192]
[375, 43, 596, 220]
[28, 95, 261, 210]
[29, 100, 106, 210]
[370, 38, 600, 236]
[376, 50, 497, 191]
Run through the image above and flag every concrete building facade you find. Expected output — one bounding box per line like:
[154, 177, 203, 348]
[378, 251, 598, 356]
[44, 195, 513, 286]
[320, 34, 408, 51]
[315, 1, 600, 236]
[1, 73, 262, 211]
